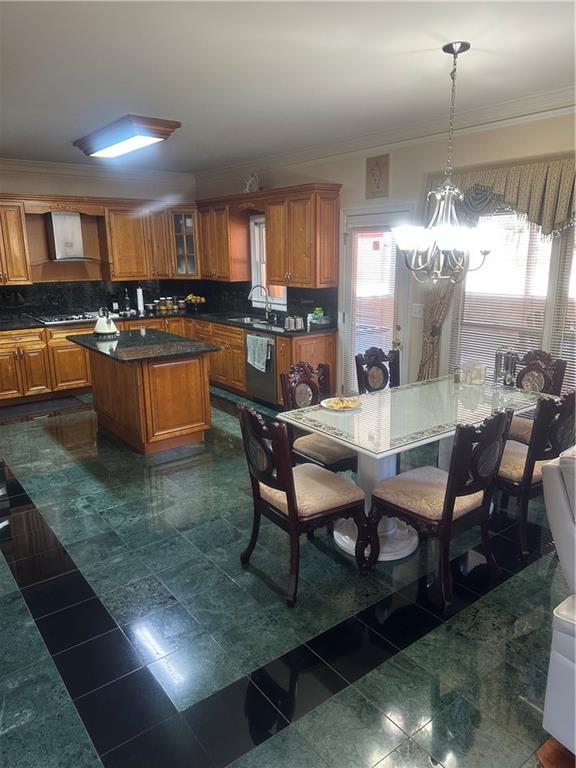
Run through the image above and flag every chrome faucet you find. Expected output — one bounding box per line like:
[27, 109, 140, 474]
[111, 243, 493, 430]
[248, 284, 271, 323]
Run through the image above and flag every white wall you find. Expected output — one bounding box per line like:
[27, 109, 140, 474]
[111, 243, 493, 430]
[0, 158, 196, 201]
[196, 113, 575, 381]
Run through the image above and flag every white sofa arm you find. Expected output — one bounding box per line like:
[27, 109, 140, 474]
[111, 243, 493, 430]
[543, 449, 576, 593]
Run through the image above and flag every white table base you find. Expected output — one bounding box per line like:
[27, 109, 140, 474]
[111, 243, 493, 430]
[333, 452, 418, 562]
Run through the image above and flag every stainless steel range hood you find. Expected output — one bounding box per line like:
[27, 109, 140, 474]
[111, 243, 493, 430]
[45, 212, 85, 260]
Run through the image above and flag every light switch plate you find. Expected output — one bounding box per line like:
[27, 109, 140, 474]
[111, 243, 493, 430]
[411, 303, 424, 319]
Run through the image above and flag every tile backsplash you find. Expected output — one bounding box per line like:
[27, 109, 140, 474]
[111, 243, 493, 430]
[0, 280, 337, 322]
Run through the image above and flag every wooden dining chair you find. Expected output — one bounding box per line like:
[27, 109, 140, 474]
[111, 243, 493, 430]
[280, 361, 357, 473]
[355, 347, 400, 394]
[367, 409, 513, 607]
[508, 350, 568, 444]
[497, 390, 575, 555]
[238, 404, 368, 606]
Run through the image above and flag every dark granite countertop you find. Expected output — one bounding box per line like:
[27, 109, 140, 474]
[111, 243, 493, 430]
[67, 329, 219, 363]
[0, 310, 337, 337]
[191, 312, 336, 337]
[0, 315, 45, 332]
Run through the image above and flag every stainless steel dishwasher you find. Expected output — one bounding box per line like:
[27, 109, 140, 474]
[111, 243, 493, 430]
[245, 331, 276, 404]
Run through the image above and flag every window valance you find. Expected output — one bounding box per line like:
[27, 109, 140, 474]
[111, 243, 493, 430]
[426, 156, 575, 236]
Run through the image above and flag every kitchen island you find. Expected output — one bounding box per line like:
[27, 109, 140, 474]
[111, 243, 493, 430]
[67, 328, 218, 454]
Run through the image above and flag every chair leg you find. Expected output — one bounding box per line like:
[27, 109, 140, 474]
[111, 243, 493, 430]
[481, 519, 501, 579]
[438, 534, 453, 608]
[240, 509, 260, 568]
[287, 532, 300, 607]
[517, 494, 530, 556]
[352, 509, 370, 574]
[366, 506, 382, 568]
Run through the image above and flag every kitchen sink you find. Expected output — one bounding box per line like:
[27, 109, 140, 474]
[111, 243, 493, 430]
[252, 323, 285, 333]
[227, 317, 285, 333]
[227, 316, 263, 324]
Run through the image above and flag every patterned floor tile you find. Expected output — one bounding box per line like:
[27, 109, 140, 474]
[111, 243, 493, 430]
[147, 633, 244, 710]
[355, 652, 457, 736]
[0, 700, 102, 768]
[100, 574, 177, 625]
[228, 726, 329, 768]
[294, 686, 406, 768]
[413, 694, 534, 768]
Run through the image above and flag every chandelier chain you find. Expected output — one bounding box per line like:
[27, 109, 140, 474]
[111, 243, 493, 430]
[445, 52, 459, 178]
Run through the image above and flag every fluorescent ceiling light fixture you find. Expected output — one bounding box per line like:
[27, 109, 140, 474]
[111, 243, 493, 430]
[74, 115, 181, 158]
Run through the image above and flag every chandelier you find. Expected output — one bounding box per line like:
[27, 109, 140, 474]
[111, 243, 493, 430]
[393, 41, 491, 284]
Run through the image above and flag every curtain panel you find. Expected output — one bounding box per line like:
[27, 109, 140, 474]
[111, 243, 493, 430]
[426, 156, 575, 236]
[416, 155, 575, 380]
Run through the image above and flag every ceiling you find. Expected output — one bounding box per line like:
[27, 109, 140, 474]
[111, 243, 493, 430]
[0, 2, 573, 174]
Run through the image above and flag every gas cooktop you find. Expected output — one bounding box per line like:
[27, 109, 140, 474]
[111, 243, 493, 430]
[32, 312, 100, 325]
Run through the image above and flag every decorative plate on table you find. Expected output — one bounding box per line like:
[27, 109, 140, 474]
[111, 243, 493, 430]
[320, 397, 362, 412]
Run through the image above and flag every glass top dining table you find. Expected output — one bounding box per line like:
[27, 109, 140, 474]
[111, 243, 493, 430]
[278, 376, 541, 561]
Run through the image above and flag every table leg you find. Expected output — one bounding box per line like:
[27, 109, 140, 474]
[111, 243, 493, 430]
[438, 436, 454, 470]
[333, 452, 418, 562]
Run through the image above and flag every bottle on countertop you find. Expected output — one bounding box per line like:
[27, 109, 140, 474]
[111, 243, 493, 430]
[136, 285, 145, 317]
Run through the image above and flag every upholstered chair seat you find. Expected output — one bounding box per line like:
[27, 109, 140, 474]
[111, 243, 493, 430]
[292, 433, 356, 466]
[373, 466, 484, 521]
[499, 439, 548, 483]
[508, 415, 534, 444]
[260, 463, 364, 518]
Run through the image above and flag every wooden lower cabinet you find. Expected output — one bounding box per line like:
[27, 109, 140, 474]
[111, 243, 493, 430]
[275, 331, 336, 404]
[0, 328, 51, 399]
[211, 324, 246, 392]
[47, 325, 92, 391]
[20, 345, 52, 396]
[0, 348, 23, 399]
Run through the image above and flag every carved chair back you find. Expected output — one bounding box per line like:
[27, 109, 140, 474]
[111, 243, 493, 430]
[523, 391, 575, 485]
[281, 361, 330, 410]
[355, 347, 400, 394]
[238, 404, 298, 521]
[515, 349, 567, 396]
[442, 409, 513, 525]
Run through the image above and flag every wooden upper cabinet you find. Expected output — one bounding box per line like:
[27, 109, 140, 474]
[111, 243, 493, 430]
[0, 204, 32, 285]
[265, 200, 288, 285]
[212, 207, 230, 279]
[146, 211, 172, 279]
[198, 209, 215, 279]
[315, 192, 340, 287]
[105, 208, 149, 280]
[198, 184, 340, 289]
[169, 210, 200, 279]
[287, 196, 313, 287]
[198, 205, 250, 282]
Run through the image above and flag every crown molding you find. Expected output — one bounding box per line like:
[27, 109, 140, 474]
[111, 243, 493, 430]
[0, 157, 195, 184]
[195, 87, 575, 185]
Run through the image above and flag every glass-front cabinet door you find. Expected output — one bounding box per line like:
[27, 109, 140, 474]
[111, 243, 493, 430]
[171, 210, 199, 278]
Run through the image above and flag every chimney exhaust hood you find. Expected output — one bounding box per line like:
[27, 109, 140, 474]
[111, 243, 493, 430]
[45, 212, 86, 260]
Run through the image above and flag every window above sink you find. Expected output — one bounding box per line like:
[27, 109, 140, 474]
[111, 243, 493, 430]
[250, 216, 287, 311]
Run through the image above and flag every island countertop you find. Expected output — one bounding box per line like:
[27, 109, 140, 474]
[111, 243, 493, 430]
[67, 328, 219, 362]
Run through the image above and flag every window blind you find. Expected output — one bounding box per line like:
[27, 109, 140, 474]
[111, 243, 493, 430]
[549, 230, 575, 393]
[449, 212, 575, 393]
[448, 212, 553, 379]
[343, 228, 397, 393]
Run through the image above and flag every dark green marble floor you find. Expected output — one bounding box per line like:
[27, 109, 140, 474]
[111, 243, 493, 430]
[0, 400, 568, 768]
